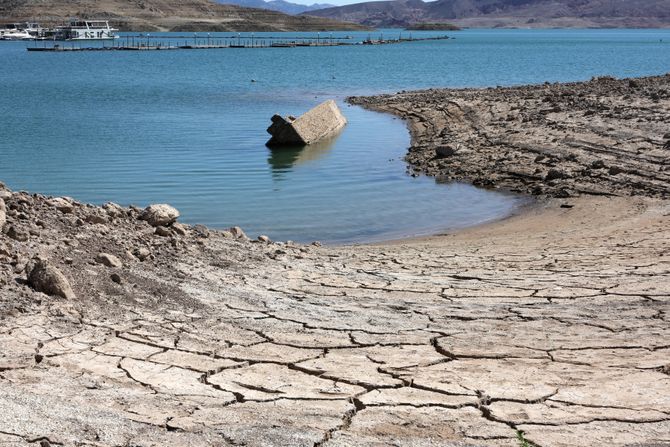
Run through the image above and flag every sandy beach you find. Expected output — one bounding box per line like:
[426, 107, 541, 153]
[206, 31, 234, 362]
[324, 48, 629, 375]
[0, 75, 669, 446]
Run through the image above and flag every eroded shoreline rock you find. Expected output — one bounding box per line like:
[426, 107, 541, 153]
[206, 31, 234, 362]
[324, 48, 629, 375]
[267, 100, 347, 146]
[349, 74, 670, 199]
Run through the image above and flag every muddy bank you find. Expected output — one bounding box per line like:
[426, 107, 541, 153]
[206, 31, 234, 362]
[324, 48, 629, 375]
[1, 75, 669, 446]
[349, 74, 670, 199]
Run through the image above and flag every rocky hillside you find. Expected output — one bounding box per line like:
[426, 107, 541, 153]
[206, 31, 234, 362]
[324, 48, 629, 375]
[0, 0, 368, 31]
[305, 0, 670, 28]
[216, 0, 336, 16]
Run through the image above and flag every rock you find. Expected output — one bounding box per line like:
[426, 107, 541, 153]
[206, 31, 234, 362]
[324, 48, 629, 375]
[140, 204, 180, 227]
[26, 257, 75, 299]
[229, 226, 248, 240]
[0, 242, 10, 257]
[0, 199, 5, 229]
[133, 247, 151, 261]
[193, 225, 210, 238]
[609, 166, 624, 175]
[48, 197, 75, 214]
[85, 213, 107, 225]
[545, 168, 569, 181]
[155, 226, 172, 237]
[5, 226, 28, 242]
[663, 132, 670, 140]
[95, 253, 122, 268]
[172, 222, 188, 236]
[0, 184, 11, 200]
[435, 145, 458, 158]
[591, 160, 606, 169]
[103, 202, 125, 218]
[110, 273, 122, 284]
[266, 100, 347, 146]
[257, 235, 271, 243]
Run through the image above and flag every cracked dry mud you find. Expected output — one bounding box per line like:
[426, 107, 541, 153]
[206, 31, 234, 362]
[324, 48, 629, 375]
[1, 75, 670, 446]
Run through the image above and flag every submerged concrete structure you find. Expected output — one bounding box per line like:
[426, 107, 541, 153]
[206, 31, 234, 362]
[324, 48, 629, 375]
[266, 99, 347, 146]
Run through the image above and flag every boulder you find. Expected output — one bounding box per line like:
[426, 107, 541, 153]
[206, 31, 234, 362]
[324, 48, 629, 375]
[95, 253, 123, 268]
[140, 204, 180, 227]
[26, 257, 76, 299]
[0, 199, 5, 229]
[267, 100, 347, 146]
[48, 197, 75, 214]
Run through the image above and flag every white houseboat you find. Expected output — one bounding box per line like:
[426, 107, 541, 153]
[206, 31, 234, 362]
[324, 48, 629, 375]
[0, 22, 42, 40]
[55, 19, 118, 40]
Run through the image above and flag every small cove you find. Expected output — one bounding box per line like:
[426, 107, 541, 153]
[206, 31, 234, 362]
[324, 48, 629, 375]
[1, 29, 668, 242]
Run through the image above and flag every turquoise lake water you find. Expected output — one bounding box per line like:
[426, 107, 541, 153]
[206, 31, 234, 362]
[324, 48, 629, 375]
[1, 29, 669, 242]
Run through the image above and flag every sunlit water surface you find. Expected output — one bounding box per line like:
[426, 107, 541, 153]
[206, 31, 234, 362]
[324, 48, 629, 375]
[1, 29, 668, 242]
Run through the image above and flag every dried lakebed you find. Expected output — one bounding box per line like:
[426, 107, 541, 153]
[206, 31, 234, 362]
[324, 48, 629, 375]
[1, 75, 669, 446]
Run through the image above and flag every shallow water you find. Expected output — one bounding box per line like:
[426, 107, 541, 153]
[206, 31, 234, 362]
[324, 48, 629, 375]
[1, 29, 668, 242]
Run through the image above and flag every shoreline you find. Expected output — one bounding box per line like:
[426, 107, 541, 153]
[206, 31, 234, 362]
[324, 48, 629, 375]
[1, 74, 669, 446]
[348, 74, 670, 200]
[375, 192, 543, 246]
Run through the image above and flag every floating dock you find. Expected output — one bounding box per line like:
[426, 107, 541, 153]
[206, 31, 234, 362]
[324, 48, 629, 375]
[26, 34, 451, 52]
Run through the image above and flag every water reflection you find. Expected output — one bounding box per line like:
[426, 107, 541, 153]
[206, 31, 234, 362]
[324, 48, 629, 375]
[267, 133, 339, 179]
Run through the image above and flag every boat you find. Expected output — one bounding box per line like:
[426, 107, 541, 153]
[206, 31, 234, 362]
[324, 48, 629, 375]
[0, 29, 32, 40]
[0, 23, 37, 40]
[54, 19, 118, 40]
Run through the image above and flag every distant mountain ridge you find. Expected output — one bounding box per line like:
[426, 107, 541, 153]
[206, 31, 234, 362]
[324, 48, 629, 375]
[305, 0, 670, 28]
[0, 0, 368, 31]
[216, 0, 336, 15]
